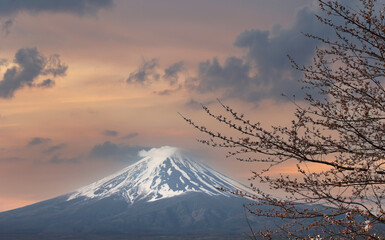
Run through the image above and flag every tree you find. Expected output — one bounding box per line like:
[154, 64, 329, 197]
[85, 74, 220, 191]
[182, 0, 385, 239]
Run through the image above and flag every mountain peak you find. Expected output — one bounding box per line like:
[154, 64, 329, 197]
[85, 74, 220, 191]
[137, 146, 179, 167]
[67, 146, 249, 204]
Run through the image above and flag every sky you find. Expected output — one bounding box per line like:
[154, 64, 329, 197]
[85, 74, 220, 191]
[0, 0, 329, 212]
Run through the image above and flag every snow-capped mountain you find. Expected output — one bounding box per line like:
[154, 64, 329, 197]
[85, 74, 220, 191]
[68, 146, 250, 203]
[0, 146, 258, 240]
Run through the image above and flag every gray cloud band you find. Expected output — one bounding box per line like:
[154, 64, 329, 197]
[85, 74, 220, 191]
[90, 141, 148, 162]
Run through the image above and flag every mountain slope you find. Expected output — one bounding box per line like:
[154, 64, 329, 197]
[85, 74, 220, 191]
[0, 146, 262, 240]
[68, 146, 250, 203]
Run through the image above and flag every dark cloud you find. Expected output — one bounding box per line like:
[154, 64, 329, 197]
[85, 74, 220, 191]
[41, 54, 68, 77]
[36, 79, 55, 88]
[28, 137, 51, 146]
[103, 130, 118, 137]
[192, 7, 332, 102]
[90, 141, 147, 162]
[49, 155, 79, 164]
[234, 7, 330, 76]
[121, 132, 139, 140]
[163, 61, 184, 85]
[194, 57, 254, 97]
[126, 59, 160, 85]
[0, 0, 113, 17]
[126, 60, 185, 96]
[0, 47, 67, 98]
[124, 7, 331, 102]
[1, 19, 12, 36]
[44, 144, 66, 154]
[91, 141, 118, 157]
[123, 5, 334, 102]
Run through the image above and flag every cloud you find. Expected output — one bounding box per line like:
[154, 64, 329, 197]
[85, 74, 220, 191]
[126, 59, 160, 85]
[127, 60, 185, 96]
[121, 132, 139, 140]
[124, 6, 332, 103]
[28, 137, 51, 146]
[234, 7, 330, 78]
[36, 79, 55, 88]
[49, 155, 79, 164]
[191, 7, 332, 102]
[163, 61, 184, 86]
[91, 141, 118, 158]
[0, 0, 113, 17]
[44, 144, 66, 154]
[41, 54, 68, 77]
[90, 141, 147, 162]
[193, 57, 254, 98]
[103, 130, 118, 137]
[0, 47, 67, 98]
[1, 19, 12, 36]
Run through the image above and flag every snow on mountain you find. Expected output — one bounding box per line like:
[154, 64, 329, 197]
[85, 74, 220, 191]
[67, 146, 250, 203]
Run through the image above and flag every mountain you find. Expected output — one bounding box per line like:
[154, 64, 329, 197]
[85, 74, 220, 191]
[68, 146, 251, 203]
[0, 146, 265, 240]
